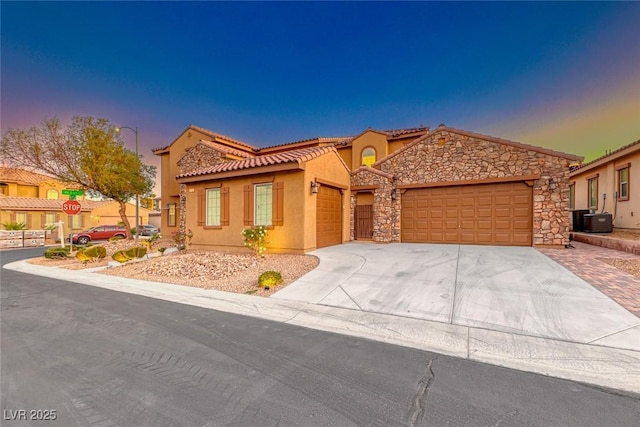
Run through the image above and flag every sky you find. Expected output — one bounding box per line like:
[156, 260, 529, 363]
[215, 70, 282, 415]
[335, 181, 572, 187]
[2, 1, 639, 192]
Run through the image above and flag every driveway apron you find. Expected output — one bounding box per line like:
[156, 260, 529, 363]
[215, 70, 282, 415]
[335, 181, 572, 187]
[272, 243, 640, 348]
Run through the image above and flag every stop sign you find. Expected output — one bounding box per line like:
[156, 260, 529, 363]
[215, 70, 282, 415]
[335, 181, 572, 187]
[62, 200, 82, 215]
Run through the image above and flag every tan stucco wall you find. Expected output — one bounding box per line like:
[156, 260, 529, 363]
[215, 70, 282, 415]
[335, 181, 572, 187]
[570, 148, 640, 229]
[91, 202, 151, 228]
[337, 146, 353, 170]
[184, 170, 306, 253]
[350, 131, 389, 170]
[181, 151, 350, 253]
[303, 152, 352, 250]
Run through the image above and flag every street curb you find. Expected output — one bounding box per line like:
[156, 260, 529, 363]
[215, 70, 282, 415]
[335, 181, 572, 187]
[5, 260, 640, 394]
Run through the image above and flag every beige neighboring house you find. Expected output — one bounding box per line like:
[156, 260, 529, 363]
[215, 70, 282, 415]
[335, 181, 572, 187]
[0, 167, 150, 235]
[570, 139, 640, 230]
[155, 124, 582, 253]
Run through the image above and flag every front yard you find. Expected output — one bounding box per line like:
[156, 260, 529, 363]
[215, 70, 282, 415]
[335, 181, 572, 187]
[28, 238, 319, 296]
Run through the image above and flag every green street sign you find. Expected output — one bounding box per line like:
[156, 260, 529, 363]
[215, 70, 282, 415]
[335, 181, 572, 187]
[62, 189, 84, 200]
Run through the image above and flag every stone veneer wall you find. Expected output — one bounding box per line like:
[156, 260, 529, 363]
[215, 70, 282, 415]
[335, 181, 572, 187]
[356, 130, 571, 246]
[351, 169, 399, 242]
[177, 144, 227, 174]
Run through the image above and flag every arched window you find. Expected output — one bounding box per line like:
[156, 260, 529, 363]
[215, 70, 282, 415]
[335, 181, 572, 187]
[46, 189, 59, 199]
[362, 147, 376, 167]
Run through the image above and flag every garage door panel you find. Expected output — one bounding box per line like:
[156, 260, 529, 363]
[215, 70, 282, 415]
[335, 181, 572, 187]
[402, 182, 532, 246]
[316, 186, 342, 248]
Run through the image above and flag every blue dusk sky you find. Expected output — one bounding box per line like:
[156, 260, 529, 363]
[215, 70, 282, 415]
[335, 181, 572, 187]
[2, 1, 639, 185]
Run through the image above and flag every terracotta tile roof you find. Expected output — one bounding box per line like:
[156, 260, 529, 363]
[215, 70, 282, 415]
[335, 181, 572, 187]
[0, 167, 57, 186]
[572, 139, 640, 173]
[177, 146, 339, 178]
[383, 126, 430, 138]
[188, 125, 258, 150]
[0, 196, 103, 211]
[258, 136, 352, 152]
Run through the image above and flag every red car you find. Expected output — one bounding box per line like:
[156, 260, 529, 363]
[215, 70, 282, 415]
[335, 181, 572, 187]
[71, 225, 127, 245]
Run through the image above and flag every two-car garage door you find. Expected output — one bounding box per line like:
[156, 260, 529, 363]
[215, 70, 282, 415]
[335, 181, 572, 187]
[401, 182, 532, 246]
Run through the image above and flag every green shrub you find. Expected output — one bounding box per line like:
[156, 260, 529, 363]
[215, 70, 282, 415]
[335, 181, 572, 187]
[3, 222, 26, 230]
[258, 271, 282, 290]
[44, 247, 70, 259]
[171, 229, 193, 251]
[158, 247, 166, 254]
[75, 245, 107, 263]
[109, 235, 125, 242]
[242, 226, 269, 257]
[112, 246, 147, 263]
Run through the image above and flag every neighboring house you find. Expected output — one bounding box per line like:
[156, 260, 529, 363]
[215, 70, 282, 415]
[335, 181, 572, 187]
[154, 124, 581, 253]
[0, 167, 150, 233]
[569, 139, 640, 230]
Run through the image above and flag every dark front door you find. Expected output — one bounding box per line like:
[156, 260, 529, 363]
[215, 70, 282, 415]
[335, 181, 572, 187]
[355, 205, 373, 240]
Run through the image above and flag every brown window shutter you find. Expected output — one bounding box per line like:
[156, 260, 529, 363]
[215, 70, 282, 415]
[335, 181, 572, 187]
[10, 213, 16, 223]
[41, 213, 45, 227]
[221, 187, 230, 226]
[272, 181, 284, 226]
[26, 214, 32, 229]
[243, 185, 254, 226]
[197, 189, 205, 226]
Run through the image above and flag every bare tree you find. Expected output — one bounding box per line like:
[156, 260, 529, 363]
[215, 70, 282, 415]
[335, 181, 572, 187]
[1, 116, 156, 239]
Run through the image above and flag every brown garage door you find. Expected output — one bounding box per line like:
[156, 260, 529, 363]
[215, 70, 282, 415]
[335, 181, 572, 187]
[401, 182, 532, 246]
[316, 185, 342, 248]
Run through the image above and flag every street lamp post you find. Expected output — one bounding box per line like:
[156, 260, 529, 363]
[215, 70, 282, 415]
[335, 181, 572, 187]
[116, 126, 139, 240]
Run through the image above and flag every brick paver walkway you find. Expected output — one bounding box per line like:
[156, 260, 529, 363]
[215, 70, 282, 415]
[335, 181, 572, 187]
[538, 241, 640, 318]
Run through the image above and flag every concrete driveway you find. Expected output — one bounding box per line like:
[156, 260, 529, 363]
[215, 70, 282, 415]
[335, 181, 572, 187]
[273, 243, 640, 348]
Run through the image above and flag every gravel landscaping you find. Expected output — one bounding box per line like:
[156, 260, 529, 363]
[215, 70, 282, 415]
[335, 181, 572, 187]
[28, 239, 319, 296]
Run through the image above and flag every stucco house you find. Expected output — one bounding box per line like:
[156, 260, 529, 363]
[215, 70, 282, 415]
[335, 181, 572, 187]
[0, 167, 150, 233]
[569, 139, 639, 230]
[154, 124, 581, 253]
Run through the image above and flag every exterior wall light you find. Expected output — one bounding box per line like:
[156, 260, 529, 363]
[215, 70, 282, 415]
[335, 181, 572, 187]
[391, 189, 397, 201]
[310, 181, 319, 194]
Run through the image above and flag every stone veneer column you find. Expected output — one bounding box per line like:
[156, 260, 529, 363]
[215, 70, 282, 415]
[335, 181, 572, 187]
[179, 183, 187, 235]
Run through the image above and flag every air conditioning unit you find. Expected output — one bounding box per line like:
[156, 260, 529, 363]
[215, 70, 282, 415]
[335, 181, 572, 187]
[571, 209, 591, 232]
[583, 213, 613, 233]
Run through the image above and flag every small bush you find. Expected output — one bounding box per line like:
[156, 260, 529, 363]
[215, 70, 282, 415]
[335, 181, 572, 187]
[158, 247, 166, 254]
[44, 247, 70, 259]
[112, 246, 147, 263]
[109, 235, 125, 242]
[242, 226, 269, 257]
[258, 271, 282, 290]
[3, 222, 26, 230]
[75, 245, 107, 263]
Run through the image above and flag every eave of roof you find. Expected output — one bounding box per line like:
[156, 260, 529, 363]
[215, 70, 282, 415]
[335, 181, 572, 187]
[570, 139, 640, 175]
[153, 124, 258, 155]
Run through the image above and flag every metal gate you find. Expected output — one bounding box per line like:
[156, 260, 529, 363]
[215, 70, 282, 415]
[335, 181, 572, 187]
[355, 205, 373, 239]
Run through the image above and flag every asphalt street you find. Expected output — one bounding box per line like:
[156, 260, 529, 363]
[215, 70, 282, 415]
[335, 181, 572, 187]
[1, 248, 639, 426]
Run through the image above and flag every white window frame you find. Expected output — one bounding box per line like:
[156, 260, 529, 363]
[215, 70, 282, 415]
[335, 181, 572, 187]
[588, 177, 598, 210]
[618, 166, 629, 201]
[206, 188, 221, 226]
[46, 189, 59, 199]
[254, 183, 273, 226]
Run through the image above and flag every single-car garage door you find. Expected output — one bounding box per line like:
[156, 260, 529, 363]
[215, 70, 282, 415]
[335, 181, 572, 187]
[401, 182, 532, 246]
[316, 185, 342, 248]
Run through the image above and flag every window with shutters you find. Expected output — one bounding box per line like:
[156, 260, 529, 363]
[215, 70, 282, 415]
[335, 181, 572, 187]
[254, 183, 273, 226]
[15, 212, 27, 226]
[45, 212, 57, 226]
[206, 188, 221, 226]
[70, 214, 83, 229]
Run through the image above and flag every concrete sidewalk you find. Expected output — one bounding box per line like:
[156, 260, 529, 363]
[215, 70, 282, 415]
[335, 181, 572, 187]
[5, 256, 640, 394]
